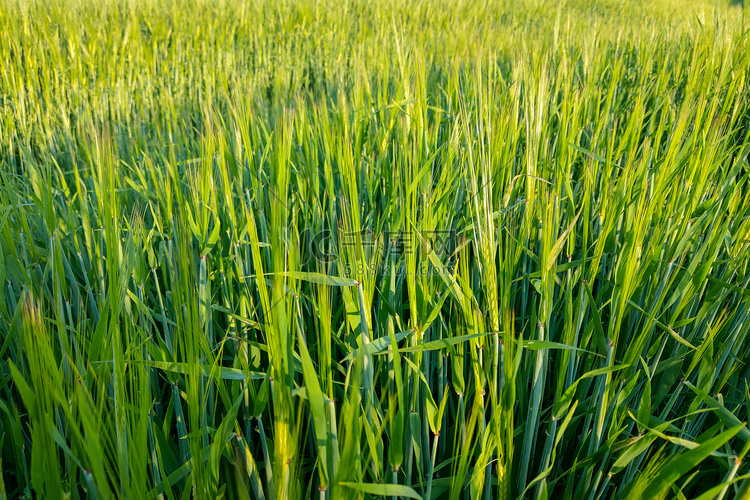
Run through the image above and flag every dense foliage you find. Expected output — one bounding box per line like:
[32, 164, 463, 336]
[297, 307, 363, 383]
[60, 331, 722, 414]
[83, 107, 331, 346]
[1, 0, 750, 498]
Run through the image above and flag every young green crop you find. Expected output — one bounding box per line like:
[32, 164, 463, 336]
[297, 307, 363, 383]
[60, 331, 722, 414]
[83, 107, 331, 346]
[1, 0, 750, 499]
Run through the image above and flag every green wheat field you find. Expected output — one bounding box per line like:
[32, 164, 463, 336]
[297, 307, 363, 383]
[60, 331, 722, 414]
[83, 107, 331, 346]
[2, 0, 750, 498]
